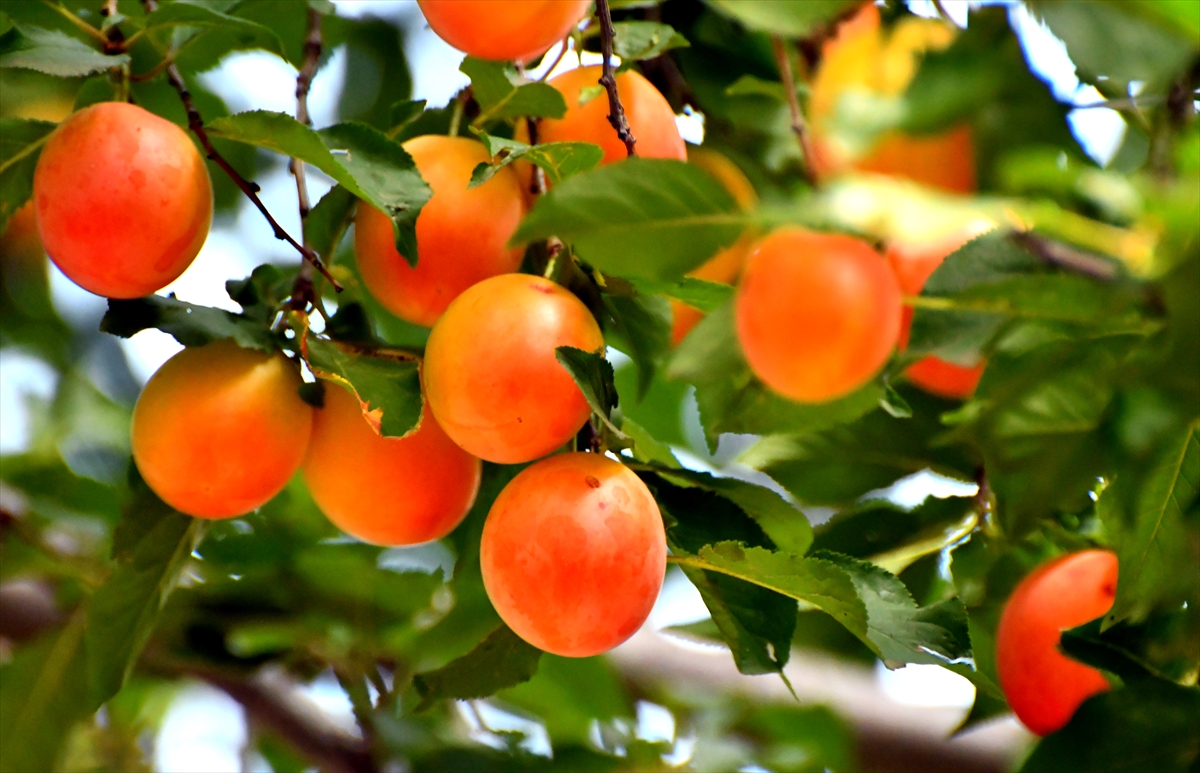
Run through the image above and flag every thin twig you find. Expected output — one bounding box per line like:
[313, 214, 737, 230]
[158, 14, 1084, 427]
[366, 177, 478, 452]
[525, 117, 547, 196]
[931, 0, 961, 28]
[771, 35, 816, 186]
[537, 36, 572, 82]
[595, 0, 637, 157]
[448, 88, 468, 137]
[289, 6, 323, 310]
[1011, 231, 1119, 281]
[139, 0, 340, 291]
[40, 0, 108, 45]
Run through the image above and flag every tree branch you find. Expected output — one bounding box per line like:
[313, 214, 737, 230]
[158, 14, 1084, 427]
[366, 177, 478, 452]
[289, 6, 324, 311]
[139, 0, 341, 292]
[1011, 231, 1119, 281]
[771, 35, 817, 186]
[595, 0, 637, 157]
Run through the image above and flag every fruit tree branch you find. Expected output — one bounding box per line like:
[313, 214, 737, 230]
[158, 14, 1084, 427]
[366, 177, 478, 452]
[771, 35, 817, 186]
[139, 0, 340, 292]
[595, 0, 637, 157]
[289, 5, 324, 310]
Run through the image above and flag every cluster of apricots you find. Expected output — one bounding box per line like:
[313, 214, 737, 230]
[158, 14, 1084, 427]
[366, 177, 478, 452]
[12, 0, 1111, 721]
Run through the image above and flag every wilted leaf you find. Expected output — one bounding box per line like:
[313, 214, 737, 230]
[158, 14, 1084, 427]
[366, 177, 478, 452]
[301, 333, 423, 438]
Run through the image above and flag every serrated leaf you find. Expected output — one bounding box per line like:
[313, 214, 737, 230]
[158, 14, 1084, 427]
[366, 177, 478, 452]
[301, 333, 422, 438]
[0, 23, 128, 77]
[100, 296, 278, 352]
[554, 346, 623, 437]
[667, 302, 883, 449]
[412, 625, 543, 710]
[141, 1, 284, 57]
[610, 21, 689, 61]
[460, 57, 567, 122]
[469, 134, 602, 188]
[511, 159, 745, 282]
[304, 184, 356, 261]
[206, 113, 430, 265]
[704, 0, 859, 37]
[86, 471, 205, 706]
[626, 275, 734, 313]
[0, 117, 55, 234]
[600, 292, 671, 400]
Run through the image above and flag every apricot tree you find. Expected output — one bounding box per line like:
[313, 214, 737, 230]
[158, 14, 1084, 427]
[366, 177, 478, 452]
[0, 1, 1197, 772]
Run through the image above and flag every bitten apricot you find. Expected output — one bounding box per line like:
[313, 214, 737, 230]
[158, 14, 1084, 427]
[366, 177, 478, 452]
[996, 550, 1118, 736]
[886, 229, 988, 399]
[481, 453, 666, 657]
[355, 135, 525, 327]
[735, 228, 902, 403]
[33, 102, 213, 299]
[672, 147, 758, 345]
[424, 274, 604, 464]
[418, 0, 590, 63]
[525, 66, 686, 166]
[131, 340, 312, 519]
[302, 382, 481, 546]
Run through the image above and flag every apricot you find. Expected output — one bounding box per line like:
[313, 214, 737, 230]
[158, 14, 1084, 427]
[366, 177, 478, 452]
[996, 550, 1118, 736]
[418, 0, 590, 63]
[33, 102, 213, 299]
[886, 229, 988, 399]
[523, 66, 686, 166]
[480, 452, 666, 657]
[302, 382, 481, 546]
[672, 147, 758, 345]
[355, 135, 525, 327]
[131, 340, 312, 519]
[735, 228, 902, 403]
[424, 274, 604, 464]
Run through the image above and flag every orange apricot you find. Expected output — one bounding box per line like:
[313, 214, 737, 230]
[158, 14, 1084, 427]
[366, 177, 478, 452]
[33, 102, 212, 299]
[855, 126, 977, 194]
[418, 0, 590, 63]
[672, 147, 758, 345]
[131, 340, 312, 519]
[481, 452, 666, 657]
[996, 550, 1118, 736]
[302, 382, 481, 546]
[886, 228, 988, 399]
[525, 66, 686, 166]
[735, 228, 902, 403]
[424, 274, 604, 464]
[355, 135, 525, 327]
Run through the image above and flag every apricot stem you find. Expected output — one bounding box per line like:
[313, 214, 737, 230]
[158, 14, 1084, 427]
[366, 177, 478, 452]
[771, 35, 817, 186]
[595, 0, 637, 157]
[139, 0, 342, 293]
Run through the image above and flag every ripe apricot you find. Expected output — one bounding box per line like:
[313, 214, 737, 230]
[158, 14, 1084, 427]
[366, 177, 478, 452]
[735, 228, 902, 403]
[996, 550, 1118, 736]
[33, 102, 213, 299]
[886, 227, 989, 399]
[131, 340, 312, 519]
[672, 147, 758, 345]
[418, 0, 590, 63]
[355, 135, 525, 327]
[481, 452, 666, 657]
[524, 66, 686, 166]
[424, 274, 604, 464]
[302, 382, 481, 546]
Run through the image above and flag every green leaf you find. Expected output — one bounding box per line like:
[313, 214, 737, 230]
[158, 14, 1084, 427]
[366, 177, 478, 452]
[626, 275, 734, 313]
[301, 335, 423, 438]
[610, 21, 689, 61]
[724, 74, 787, 101]
[667, 302, 883, 449]
[469, 133, 602, 188]
[1103, 423, 1200, 626]
[600, 292, 671, 400]
[0, 23, 128, 77]
[460, 57, 567, 122]
[704, 0, 859, 37]
[206, 113, 431, 264]
[225, 263, 294, 324]
[498, 656, 633, 744]
[100, 296, 279, 352]
[810, 497, 979, 575]
[813, 551, 973, 668]
[141, 1, 285, 58]
[303, 184, 356, 261]
[1019, 680, 1200, 773]
[0, 116, 55, 234]
[511, 158, 744, 282]
[388, 99, 427, 135]
[554, 346, 623, 437]
[412, 625, 543, 710]
[86, 471, 206, 706]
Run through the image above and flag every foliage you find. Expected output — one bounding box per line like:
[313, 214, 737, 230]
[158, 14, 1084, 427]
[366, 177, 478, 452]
[0, 0, 1197, 772]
